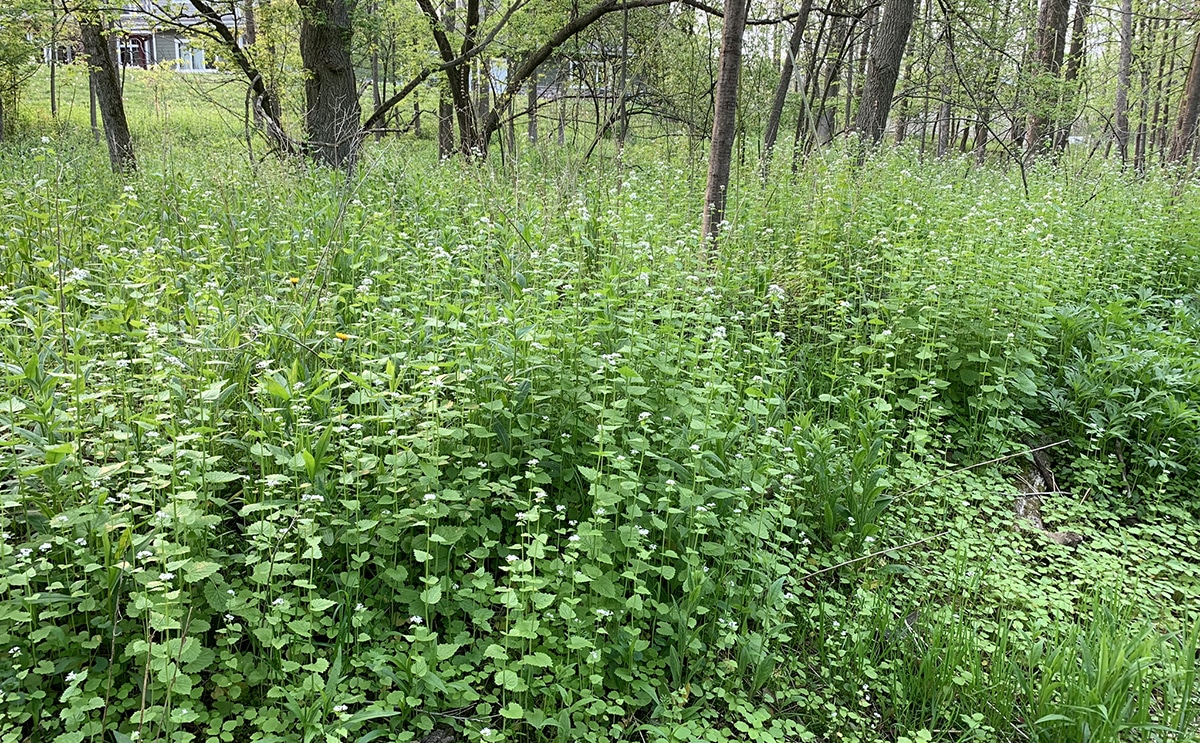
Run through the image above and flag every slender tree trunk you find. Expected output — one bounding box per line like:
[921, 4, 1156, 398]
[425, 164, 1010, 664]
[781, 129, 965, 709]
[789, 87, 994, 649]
[854, 0, 916, 145]
[79, 14, 136, 171]
[894, 60, 912, 144]
[297, 0, 361, 169]
[936, 42, 953, 157]
[1135, 13, 1151, 171]
[1157, 28, 1180, 161]
[1052, 0, 1090, 153]
[1170, 29, 1200, 162]
[89, 75, 99, 143]
[528, 74, 538, 142]
[702, 0, 750, 244]
[762, 0, 813, 163]
[49, 0, 58, 118]
[438, 87, 454, 158]
[1114, 0, 1132, 161]
[1024, 0, 1070, 156]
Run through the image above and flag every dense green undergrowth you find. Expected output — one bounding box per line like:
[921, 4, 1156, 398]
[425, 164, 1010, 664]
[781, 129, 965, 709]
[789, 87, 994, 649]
[2, 109, 1200, 743]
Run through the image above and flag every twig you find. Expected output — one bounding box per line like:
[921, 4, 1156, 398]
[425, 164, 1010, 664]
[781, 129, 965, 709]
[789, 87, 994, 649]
[898, 440, 1069, 499]
[799, 531, 949, 581]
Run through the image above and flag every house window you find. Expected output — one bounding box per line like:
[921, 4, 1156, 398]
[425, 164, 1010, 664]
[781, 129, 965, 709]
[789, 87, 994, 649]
[173, 39, 206, 70]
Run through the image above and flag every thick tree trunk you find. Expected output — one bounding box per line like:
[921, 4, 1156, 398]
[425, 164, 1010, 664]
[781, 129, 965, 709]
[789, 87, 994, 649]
[1024, 0, 1070, 156]
[1113, 0, 1133, 161]
[702, 0, 750, 244]
[297, 0, 361, 169]
[854, 0, 916, 145]
[79, 16, 136, 172]
[762, 0, 813, 163]
[1169, 29, 1200, 163]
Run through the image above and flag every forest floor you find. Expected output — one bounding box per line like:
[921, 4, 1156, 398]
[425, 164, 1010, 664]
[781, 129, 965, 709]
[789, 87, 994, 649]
[1, 69, 1200, 743]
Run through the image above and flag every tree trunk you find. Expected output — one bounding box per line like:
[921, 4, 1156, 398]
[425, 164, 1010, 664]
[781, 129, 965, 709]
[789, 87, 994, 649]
[415, 0, 482, 155]
[1024, 0, 1070, 156]
[297, 0, 361, 169]
[438, 87, 454, 158]
[1052, 0, 1090, 153]
[854, 0, 916, 145]
[79, 15, 136, 172]
[1114, 0, 1132, 162]
[1156, 28, 1180, 161]
[763, 0, 814, 163]
[1169, 29, 1200, 162]
[49, 0, 58, 118]
[1134, 12, 1150, 171]
[702, 0, 750, 244]
[528, 75, 538, 142]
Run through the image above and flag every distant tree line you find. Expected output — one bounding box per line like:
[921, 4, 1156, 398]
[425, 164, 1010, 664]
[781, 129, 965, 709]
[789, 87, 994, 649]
[6, 0, 1200, 181]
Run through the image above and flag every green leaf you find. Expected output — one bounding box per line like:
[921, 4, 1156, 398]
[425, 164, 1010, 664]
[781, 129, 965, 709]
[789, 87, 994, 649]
[204, 470, 243, 484]
[310, 598, 337, 612]
[500, 701, 524, 719]
[184, 561, 220, 582]
[494, 669, 527, 691]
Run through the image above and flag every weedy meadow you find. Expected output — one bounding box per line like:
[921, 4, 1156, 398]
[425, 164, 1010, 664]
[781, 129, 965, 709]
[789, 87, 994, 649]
[2, 89, 1200, 743]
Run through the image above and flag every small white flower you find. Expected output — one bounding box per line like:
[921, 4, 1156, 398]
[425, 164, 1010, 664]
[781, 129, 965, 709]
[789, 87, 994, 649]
[39, 543, 52, 552]
[75, 538, 87, 546]
[639, 412, 651, 421]
[158, 572, 175, 581]
[666, 479, 676, 486]
[272, 598, 284, 606]
[638, 528, 649, 536]
[409, 615, 424, 625]
[333, 704, 348, 713]
[568, 535, 580, 542]
[65, 671, 77, 682]
[224, 614, 234, 621]
[690, 444, 700, 452]
[355, 603, 365, 611]
[423, 493, 436, 502]
[41, 136, 50, 144]
[505, 554, 519, 563]
[480, 729, 494, 738]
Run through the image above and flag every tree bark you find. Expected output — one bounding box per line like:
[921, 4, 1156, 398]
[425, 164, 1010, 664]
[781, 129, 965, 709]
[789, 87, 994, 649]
[854, 0, 916, 145]
[1023, 0, 1070, 156]
[1052, 0, 1090, 153]
[527, 74, 538, 142]
[1114, 0, 1132, 161]
[438, 87, 454, 158]
[1169, 28, 1200, 162]
[297, 0, 361, 169]
[762, 0, 813, 163]
[79, 14, 135, 172]
[702, 0, 750, 244]
[49, 0, 58, 118]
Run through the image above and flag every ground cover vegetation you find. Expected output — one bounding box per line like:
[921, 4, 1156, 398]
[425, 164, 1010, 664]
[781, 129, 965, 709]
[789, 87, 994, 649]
[2, 62, 1200, 743]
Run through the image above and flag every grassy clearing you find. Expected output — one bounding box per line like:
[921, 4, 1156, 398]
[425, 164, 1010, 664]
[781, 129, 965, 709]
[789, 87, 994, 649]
[1, 89, 1200, 742]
